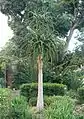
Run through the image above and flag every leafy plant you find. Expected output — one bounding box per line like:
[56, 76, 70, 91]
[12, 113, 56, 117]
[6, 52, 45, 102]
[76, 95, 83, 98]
[44, 96, 75, 119]
[0, 88, 32, 119]
[66, 90, 78, 99]
[10, 96, 32, 119]
[77, 87, 84, 104]
[63, 70, 84, 90]
[0, 88, 12, 119]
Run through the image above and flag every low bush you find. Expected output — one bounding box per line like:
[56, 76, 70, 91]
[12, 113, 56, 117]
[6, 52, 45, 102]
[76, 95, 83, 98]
[44, 96, 75, 119]
[77, 87, 84, 104]
[62, 70, 83, 91]
[10, 96, 32, 119]
[44, 96, 84, 119]
[44, 96, 68, 107]
[0, 88, 32, 119]
[66, 90, 78, 99]
[20, 83, 67, 100]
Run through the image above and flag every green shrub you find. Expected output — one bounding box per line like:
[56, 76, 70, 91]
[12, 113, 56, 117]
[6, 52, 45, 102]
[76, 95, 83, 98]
[29, 97, 37, 106]
[77, 87, 84, 104]
[20, 83, 67, 100]
[44, 96, 75, 119]
[62, 70, 83, 90]
[0, 88, 32, 119]
[0, 88, 12, 119]
[43, 96, 84, 119]
[44, 96, 68, 107]
[66, 90, 78, 99]
[10, 96, 32, 119]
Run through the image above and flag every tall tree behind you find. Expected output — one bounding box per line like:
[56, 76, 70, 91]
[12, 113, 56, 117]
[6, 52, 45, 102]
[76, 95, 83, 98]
[1, 0, 84, 52]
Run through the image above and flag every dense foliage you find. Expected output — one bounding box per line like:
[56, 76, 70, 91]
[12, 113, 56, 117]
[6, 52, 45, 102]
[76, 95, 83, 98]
[77, 87, 84, 104]
[44, 96, 84, 119]
[0, 88, 11, 118]
[10, 96, 32, 119]
[44, 96, 75, 119]
[0, 88, 32, 119]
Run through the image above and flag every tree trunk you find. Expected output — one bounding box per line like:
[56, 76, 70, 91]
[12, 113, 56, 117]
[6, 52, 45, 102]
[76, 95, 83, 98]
[64, 22, 78, 52]
[5, 64, 12, 88]
[37, 55, 44, 111]
[64, 27, 75, 52]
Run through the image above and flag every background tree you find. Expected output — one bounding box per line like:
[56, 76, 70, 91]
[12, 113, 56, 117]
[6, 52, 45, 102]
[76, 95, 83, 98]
[1, 0, 84, 52]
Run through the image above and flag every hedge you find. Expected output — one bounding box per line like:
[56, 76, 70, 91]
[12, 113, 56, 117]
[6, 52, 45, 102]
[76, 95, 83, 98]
[20, 83, 67, 100]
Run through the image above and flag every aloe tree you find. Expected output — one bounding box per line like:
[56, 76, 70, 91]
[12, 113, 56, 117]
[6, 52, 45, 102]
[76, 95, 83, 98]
[19, 12, 56, 110]
[0, 0, 61, 111]
[3, 8, 56, 111]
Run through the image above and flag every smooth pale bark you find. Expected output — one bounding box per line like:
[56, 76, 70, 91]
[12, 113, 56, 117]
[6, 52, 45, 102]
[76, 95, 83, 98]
[64, 27, 75, 52]
[37, 55, 44, 111]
